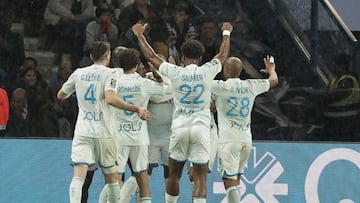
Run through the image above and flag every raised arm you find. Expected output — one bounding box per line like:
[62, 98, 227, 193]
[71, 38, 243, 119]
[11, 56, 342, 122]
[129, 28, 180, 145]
[105, 90, 150, 120]
[260, 55, 279, 88]
[132, 23, 165, 69]
[214, 22, 233, 64]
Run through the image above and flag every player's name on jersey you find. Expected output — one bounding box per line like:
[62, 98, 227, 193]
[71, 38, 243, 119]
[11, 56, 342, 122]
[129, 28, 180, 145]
[118, 121, 143, 132]
[181, 74, 204, 82]
[81, 74, 101, 81]
[231, 87, 249, 94]
[117, 85, 141, 93]
[83, 111, 103, 121]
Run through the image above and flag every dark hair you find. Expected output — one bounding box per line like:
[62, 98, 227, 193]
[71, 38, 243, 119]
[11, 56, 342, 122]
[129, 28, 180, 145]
[118, 48, 141, 71]
[181, 39, 205, 59]
[24, 57, 38, 67]
[91, 41, 110, 61]
[173, 2, 190, 15]
[95, 2, 113, 18]
[201, 16, 218, 26]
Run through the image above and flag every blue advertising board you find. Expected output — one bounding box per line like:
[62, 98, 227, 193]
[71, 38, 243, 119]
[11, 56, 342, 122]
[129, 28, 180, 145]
[0, 139, 359, 203]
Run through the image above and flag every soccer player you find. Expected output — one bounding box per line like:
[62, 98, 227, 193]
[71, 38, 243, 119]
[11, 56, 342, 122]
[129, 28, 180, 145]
[211, 56, 278, 202]
[106, 48, 171, 203]
[146, 64, 174, 194]
[132, 22, 233, 203]
[57, 41, 150, 203]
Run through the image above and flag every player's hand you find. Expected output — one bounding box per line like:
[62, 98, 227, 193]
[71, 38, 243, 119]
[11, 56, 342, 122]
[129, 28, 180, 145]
[137, 107, 151, 120]
[260, 55, 276, 74]
[168, 56, 176, 64]
[221, 22, 233, 33]
[132, 23, 148, 36]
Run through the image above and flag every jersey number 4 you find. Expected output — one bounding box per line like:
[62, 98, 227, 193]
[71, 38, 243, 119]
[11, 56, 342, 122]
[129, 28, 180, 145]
[84, 84, 96, 104]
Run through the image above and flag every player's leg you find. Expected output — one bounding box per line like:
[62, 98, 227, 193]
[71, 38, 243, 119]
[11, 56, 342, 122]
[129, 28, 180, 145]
[191, 163, 208, 203]
[147, 145, 160, 176]
[119, 159, 141, 203]
[188, 123, 210, 203]
[223, 177, 241, 203]
[160, 144, 170, 188]
[97, 137, 121, 202]
[70, 136, 93, 203]
[208, 116, 218, 172]
[70, 164, 88, 203]
[165, 126, 189, 202]
[81, 166, 96, 203]
[219, 143, 251, 203]
[122, 146, 151, 202]
[134, 171, 151, 202]
[165, 157, 186, 202]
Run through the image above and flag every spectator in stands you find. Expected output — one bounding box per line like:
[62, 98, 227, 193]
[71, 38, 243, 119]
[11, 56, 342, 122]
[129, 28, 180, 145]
[49, 60, 77, 138]
[21, 57, 49, 88]
[81, 3, 118, 67]
[12, 65, 57, 137]
[117, 0, 162, 70]
[0, 9, 25, 83]
[4, 88, 30, 137]
[93, 0, 127, 21]
[117, 0, 161, 48]
[163, 1, 198, 63]
[197, 17, 221, 65]
[116, 0, 161, 38]
[44, 0, 94, 66]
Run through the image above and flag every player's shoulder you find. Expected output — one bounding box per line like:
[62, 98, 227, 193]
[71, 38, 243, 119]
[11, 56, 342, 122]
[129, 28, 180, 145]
[202, 58, 221, 67]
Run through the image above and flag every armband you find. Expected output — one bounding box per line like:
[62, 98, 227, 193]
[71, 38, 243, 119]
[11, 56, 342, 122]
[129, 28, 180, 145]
[222, 30, 231, 36]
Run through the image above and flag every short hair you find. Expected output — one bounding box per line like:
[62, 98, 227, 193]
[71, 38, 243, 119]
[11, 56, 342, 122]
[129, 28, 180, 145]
[112, 46, 128, 67]
[173, 2, 190, 15]
[181, 39, 205, 59]
[95, 2, 113, 18]
[117, 48, 141, 71]
[201, 16, 218, 27]
[24, 57, 38, 67]
[91, 41, 110, 62]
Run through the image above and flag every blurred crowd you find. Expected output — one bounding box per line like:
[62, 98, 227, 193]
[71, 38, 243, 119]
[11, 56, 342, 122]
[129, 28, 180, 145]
[0, 0, 254, 138]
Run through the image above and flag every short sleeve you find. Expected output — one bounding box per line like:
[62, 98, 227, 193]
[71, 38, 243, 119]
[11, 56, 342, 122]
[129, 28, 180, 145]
[104, 69, 119, 92]
[159, 62, 179, 79]
[250, 79, 270, 95]
[61, 71, 76, 95]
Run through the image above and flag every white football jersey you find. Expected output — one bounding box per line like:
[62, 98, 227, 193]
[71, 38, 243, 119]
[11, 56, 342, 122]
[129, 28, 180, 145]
[113, 73, 170, 145]
[61, 64, 119, 138]
[212, 78, 270, 143]
[159, 59, 221, 129]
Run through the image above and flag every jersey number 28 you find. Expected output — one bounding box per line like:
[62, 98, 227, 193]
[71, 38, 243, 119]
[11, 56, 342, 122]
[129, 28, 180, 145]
[226, 96, 250, 118]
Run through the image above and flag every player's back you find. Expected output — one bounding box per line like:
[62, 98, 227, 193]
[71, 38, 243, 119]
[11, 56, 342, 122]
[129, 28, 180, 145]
[113, 73, 168, 145]
[159, 59, 221, 128]
[68, 64, 115, 138]
[212, 78, 270, 143]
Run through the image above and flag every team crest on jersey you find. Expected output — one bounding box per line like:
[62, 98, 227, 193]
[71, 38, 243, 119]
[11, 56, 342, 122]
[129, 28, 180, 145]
[110, 79, 116, 87]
